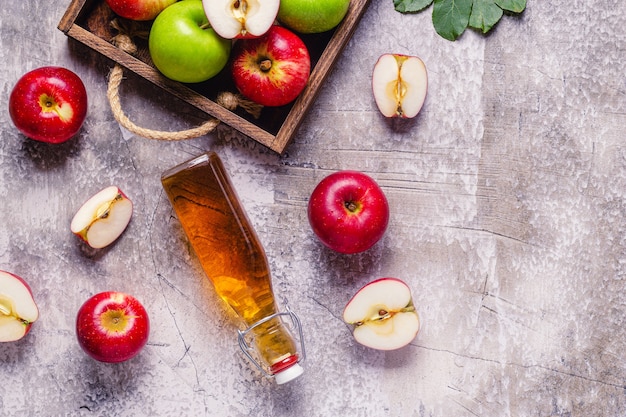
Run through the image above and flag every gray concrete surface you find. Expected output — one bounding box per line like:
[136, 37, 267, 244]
[1, 0, 625, 416]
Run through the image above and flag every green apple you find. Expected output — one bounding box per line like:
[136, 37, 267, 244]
[148, 0, 231, 83]
[277, 0, 351, 34]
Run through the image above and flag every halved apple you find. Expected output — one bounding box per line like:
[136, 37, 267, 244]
[70, 186, 133, 249]
[343, 278, 420, 350]
[372, 53, 428, 119]
[202, 0, 280, 39]
[0, 271, 39, 342]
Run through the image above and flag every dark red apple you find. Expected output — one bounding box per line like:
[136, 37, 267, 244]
[231, 25, 310, 107]
[76, 291, 150, 363]
[307, 170, 390, 254]
[9, 66, 88, 144]
[105, 0, 176, 21]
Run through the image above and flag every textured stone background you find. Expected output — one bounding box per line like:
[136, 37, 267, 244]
[1, 0, 625, 416]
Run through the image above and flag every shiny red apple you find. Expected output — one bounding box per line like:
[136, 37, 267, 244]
[307, 170, 390, 254]
[231, 25, 311, 107]
[9, 66, 88, 144]
[76, 291, 150, 363]
[105, 0, 177, 21]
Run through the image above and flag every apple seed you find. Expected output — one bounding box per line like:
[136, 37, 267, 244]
[94, 193, 124, 221]
[259, 59, 272, 72]
[354, 305, 417, 326]
[232, 0, 248, 19]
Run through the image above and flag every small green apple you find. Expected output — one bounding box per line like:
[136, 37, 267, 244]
[277, 0, 351, 34]
[148, 0, 231, 83]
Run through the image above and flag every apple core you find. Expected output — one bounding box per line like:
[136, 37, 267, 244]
[0, 298, 13, 317]
[39, 94, 74, 122]
[99, 309, 133, 335]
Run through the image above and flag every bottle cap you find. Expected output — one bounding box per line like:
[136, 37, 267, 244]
[274, 362, 304, 385]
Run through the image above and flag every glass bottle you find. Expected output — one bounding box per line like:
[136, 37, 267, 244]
[161, 152, 304, 384]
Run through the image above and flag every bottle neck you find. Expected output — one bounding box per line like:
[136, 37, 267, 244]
[238, 309, 306, 383]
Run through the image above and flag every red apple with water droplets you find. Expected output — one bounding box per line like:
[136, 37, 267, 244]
[9, 66, 88, 144]
[307, 170, 389, 254]
[76, 291, 150, 363]
[231, 25, 311, 107]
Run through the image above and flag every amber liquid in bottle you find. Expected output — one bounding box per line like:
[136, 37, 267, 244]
[161, 152, 302, 382]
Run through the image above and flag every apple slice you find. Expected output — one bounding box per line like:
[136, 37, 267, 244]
[0, 271, 39, 342]
[203, 0, 280, 39]
[343, 278, 420, 350]
[372, 54, 428, 119]
[70, 186, 133, 249]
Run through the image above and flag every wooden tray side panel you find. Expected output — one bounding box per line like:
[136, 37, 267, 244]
[276, 0, 372, 151]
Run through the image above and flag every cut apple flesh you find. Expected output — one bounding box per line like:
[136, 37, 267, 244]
[372, 54, 428, 118]
[70, 186, 133, 249]
[203, 0, 279, 39]
[352, 309, 420, 351]
[0, 271, 39, 342]
[343, 278, 420, 350]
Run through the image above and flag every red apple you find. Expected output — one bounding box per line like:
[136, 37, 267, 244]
[76, 291, 150, 363]
[307, 170, 390, 254]
[0, 271, 39, 342]
[105, 0, 177, 21]
[9, 66, 88, 144]
[231, 25, 311, 107]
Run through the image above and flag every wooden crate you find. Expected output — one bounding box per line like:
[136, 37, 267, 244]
[58, 0, 371, 154]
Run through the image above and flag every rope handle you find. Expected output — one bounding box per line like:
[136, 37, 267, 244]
[106, 21, 262, 141]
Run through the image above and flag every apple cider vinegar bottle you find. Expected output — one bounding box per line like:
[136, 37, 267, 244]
[161, 152, 304, 384]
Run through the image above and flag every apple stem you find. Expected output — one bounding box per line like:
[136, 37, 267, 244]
[259, 59, 272, 72]
[199, 22, 212, 31]
[344, 201, 358, 212]
[402, 305, 416, 314]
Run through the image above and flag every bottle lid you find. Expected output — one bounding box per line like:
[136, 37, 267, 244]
[274, 362, 304, 385]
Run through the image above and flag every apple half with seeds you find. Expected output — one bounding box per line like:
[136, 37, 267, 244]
[70, 186, 133, 249]
[343, 278, 420, 350]
[0, 271, 39, 342]
[372, 53, 428, 119]
[203, 0, 280, 39]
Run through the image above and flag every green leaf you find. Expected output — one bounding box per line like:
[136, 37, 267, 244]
[494, 0, 526, 13]
[432, 0, 473, 41]
[469, 0, 503, 33]
[394, 0, 434, 13]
